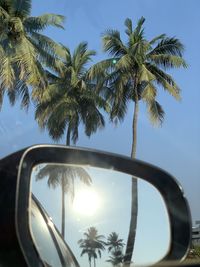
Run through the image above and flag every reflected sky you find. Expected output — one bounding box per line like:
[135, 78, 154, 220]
[31, 164, 170, 266]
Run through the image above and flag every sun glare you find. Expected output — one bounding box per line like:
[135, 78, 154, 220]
[73, 189, 100, 216]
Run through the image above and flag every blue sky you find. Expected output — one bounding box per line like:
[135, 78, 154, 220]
[0, 0, 199, 226]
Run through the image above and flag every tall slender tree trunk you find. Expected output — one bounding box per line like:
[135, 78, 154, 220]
[94, 257, 96, 267]
[124, 83, 139, 266]
[61, 175, 65, 238]
[89, 257, 91, 267]
[66, 127, 71, 147]
[61, 128, 71, 238]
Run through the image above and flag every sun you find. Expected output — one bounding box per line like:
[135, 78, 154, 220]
[73, 188, 100, 216]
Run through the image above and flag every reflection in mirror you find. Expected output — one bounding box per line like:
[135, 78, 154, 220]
[30, 163, 170, 267]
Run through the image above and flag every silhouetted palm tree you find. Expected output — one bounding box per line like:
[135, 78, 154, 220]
[78, 227, 106, 267]
[107, 249, 124, 267]
[36, 164, 92, 238]
[107, 232, 125, 253]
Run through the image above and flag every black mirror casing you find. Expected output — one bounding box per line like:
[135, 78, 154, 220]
[0, 145, 193, 267]
[0, 149, 27, 267]
[16, 145, 192, 267]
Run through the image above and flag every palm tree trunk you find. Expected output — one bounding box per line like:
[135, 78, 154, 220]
[124, 84, 139, 266]
[61, 128, 71, 238]
[66, 127, 71, 146]
[131, 99, 138, 159]
[61, 175, 65, 238]
[94, 257, 96, 267]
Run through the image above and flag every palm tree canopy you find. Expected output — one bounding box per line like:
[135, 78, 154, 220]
[35, 164, 92, 201]
[0, 0, 65, 109]
[89, 17, 187, 125]
[106, 232, 125, 252]
[106, 249, 124, 266]
[35, 42, 108, 144]
[78, 227, 106, 260]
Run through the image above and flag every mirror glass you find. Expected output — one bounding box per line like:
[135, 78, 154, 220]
[30, 163, 170, 267]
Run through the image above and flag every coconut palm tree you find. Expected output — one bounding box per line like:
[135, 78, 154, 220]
[0, 0, 65, 109]
[35, 164, 92, 238]
[107, 232, 125, 253]
[107, 249, 124, 267]
[35, 42, 107, 146]
[35, 43, 107, 239]
[78, 227, 106, 267]
[89, 17, 187, 265]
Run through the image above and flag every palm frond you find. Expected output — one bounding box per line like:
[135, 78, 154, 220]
[0, 1, 11, 13]
[109, 82, 131, 122]
[47, 113, 67, 141]
[138, 64, 156, 82]
[133, 16, 145, 37]
[27, 36, 65, 73]
[124, 18, 132, 36]
[147, 100, 165, 125]
[13, 36, 49, 97]
[7, 88, 16, 106]
[35, 85, 64, 128]
[102, 29, 127, 57]
[88, 59, 118, 81]
[147, 63, 181, 100]
[0, 56, 15, 90]
[68, 113, 79, 144]
[13, 37, 36, 79]
[11, 75, 30, 109]
[0, 86, 5, 109]
[141, 82, 157, 101]
[0, 6, 9, 19]
[19, 82, 30, 109]
[0, 44, 15, 90]
[24, 13, 65, 32]
[73, 41, 88, 58]
[30, 32, 66, 58]
[149, 34, 166, 45]
[73, 42, 96, 76]
[116, 54, 132, 72]
[148, 54, 187, 69]
[10, 0, 31, 17]
[148, 37, 185, 57]
[71, 167, 92, 185]
[84, 107, 105, 136]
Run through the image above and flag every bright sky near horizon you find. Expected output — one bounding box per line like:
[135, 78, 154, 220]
[0, 0, 199, 226]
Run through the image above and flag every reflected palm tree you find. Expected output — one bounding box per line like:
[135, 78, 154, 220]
[107, 249, 124, 267]
[106, 232, 125, 267]
[36, 164, 92, 238]
[107, 232, 125, 253]
[78, 227, 106, 267]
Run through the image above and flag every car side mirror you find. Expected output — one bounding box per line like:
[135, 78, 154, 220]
[0, 145, 192, 267]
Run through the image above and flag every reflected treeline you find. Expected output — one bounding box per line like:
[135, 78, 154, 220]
[35, 164, 92, 238]
[78, 227, 125, 267]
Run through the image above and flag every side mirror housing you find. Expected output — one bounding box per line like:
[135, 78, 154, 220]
[0, 145, 192, 267]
